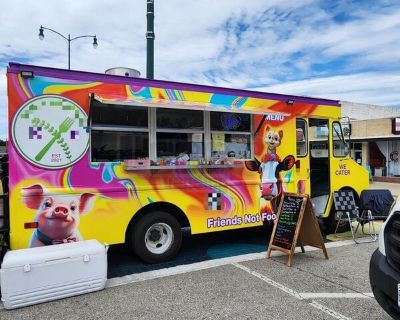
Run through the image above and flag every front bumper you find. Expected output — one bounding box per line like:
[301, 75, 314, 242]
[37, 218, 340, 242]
[370, 248, 400, 319]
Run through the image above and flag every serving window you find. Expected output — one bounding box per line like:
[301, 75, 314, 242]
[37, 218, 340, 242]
[156, 108, 204, 162]
[157, 108, 204, 130]
[92, 130, 149, 162]
[92, 101, 148, 128]
[90, 98, 256, 166]
[90, 100, 150, 162]
[210, 112, 252, 160]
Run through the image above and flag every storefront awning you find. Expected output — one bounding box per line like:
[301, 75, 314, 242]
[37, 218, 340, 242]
[92, 94, 289, 117]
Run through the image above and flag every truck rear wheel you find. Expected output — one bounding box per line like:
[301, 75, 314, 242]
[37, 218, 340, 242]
[130, 211, 182, 263]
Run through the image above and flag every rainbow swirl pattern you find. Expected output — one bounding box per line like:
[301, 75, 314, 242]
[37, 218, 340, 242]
[7, 69, 334, 249]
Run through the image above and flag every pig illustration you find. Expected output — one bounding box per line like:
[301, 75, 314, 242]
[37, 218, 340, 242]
[23, 184, 95, 247]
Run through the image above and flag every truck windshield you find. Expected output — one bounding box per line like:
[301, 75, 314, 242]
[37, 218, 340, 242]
[332, 122, 347, 157]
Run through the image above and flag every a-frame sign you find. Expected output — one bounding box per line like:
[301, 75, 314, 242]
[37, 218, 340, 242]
[267, 192, 329, 267]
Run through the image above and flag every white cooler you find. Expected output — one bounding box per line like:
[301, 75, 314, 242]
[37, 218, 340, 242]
[0, 239, 108, 309]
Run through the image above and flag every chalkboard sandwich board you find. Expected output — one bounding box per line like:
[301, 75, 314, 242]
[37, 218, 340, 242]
[267, 192, 328, 267]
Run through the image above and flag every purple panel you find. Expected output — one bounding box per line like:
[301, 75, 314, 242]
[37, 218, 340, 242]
[8, 62, 340, 106]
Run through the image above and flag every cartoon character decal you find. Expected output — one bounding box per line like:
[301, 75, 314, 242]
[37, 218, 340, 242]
[260, 126, 284, 199]
[23, 185, 95, 247]
[246, 126, 295, 216]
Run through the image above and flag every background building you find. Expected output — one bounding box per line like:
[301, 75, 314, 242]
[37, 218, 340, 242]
[341, 101, 400, 182]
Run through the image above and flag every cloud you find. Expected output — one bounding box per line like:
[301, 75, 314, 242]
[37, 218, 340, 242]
[1, 0, 400, 139]
[252, 72, 400, 106]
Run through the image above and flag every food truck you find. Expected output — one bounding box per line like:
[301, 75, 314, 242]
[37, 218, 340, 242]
[2, 62, 369, 262]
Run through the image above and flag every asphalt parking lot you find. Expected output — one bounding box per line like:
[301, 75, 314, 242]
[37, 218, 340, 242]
[0, 239, 391, 320]
[1, 181, 397, 319]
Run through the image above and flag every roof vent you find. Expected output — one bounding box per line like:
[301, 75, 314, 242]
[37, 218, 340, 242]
[105, 67, 141, 78]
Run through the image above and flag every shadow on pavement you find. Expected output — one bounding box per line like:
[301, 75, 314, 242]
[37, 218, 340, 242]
[107, 226, 271, 278]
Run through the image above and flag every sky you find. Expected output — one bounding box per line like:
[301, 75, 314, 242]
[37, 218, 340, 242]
[1, 0, 400, 139]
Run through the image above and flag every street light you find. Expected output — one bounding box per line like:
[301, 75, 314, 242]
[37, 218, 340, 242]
[38, 25, 98, 70]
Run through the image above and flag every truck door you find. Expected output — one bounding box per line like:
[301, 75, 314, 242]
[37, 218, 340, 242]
[329, 120, 350, 196]
[307, 118, 331, 216]
[295, 119, 310, 195]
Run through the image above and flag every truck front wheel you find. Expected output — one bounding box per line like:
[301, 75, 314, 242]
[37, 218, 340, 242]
[130, 211, 182, 263]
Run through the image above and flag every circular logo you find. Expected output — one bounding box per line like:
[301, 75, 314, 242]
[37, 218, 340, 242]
[12, 95, 89, 169]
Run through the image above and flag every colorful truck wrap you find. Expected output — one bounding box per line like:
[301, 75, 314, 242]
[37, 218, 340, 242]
[6, 63, 369, 262]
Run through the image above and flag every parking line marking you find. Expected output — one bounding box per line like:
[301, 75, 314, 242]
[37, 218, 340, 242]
[233, 262, 351, 320]
[309, 300, 352, 320]
[232, 262, 303, 299]
[299, 292, 372, 299]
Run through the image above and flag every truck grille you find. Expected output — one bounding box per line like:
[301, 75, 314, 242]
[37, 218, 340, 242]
[386, 213, 400, 272]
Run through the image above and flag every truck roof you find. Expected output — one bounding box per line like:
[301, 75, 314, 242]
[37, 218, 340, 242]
[8, 62, 340, 107]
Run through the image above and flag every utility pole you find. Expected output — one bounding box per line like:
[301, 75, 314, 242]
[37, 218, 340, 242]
[146, 0, 155, 79]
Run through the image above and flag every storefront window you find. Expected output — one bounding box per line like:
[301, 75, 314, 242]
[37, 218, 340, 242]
[210, 112, 252, 160]
[350, 142, 362, 164]
[388, 141, 400, 176]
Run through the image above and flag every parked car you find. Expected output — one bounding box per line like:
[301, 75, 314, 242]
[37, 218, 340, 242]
[370, 196, 400, 319]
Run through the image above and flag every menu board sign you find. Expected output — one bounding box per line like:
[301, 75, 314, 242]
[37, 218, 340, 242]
[267, 193, 328, 267]
[272, 195, 304, 250]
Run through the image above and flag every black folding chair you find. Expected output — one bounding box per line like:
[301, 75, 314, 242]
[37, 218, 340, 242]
[333, 190, 376, 243]
[358, 189, 394, 220]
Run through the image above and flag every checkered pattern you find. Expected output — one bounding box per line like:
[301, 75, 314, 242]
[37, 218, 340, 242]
[333, 191, 357, 218]
[70, 130, 79, 140]
[21, 99, 85, 128]
[208, 193, 222, 210]
[29, 126, 42, 139]
[21, 104, 39, 119]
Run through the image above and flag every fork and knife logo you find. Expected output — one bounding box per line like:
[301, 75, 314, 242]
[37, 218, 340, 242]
[12, 95, 89, 169]
[35, 117, 75, 161]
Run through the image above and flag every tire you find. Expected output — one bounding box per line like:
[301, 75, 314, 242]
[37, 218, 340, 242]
[130, 211, 182, 263]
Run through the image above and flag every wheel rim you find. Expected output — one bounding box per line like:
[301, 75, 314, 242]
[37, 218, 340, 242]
[144, 223, 174, 254]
